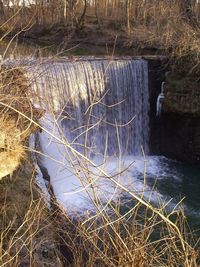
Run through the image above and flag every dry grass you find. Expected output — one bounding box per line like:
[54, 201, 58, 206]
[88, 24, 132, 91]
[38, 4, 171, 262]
[0, 171, 198, 267]
[0, 65, 43, 180]
[0, 164, 198, 267]
[0, 115, 25, 180]
[0, 168, 62, 267]
[53, 200, 199, 267]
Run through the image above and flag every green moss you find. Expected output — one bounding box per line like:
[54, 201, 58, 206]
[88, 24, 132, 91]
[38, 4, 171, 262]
[0, 161, 39, 228]
[164, 70, 200, 115]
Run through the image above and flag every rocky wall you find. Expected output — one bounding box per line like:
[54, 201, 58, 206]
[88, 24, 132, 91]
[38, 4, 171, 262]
[159, 69, 200, 164]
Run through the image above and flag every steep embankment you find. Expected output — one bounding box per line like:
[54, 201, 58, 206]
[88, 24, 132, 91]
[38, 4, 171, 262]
[0, 66, 62, 266]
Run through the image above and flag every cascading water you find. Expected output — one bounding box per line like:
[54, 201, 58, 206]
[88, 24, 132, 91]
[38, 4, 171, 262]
[29, 59, 149, 156]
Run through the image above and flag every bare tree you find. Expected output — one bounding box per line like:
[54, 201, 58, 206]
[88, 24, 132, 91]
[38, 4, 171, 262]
[63, 0, 68, 25]
[94, 0, 101, 29]
[77, 0, 87, 29]
[0, 0, 5, 19]
[126, 0, 131, 35]
[180, 0, 197, 24]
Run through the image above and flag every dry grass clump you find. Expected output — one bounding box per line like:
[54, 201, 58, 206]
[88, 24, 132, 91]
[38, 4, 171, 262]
[0, 168, 62, 267]
[126, 2, 200, 64]
[0, 66, 43, 136]
[1, 176, 198, 267]
[0, 66, 43, 180]
[0, 115, 25, 180]
[52, 196, 199, 267]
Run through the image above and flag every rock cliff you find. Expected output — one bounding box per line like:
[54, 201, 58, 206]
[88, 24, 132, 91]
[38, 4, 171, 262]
[160, 68, 200, 164]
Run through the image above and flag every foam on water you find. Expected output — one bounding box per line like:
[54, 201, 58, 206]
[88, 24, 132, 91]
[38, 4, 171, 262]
[38, 114, 179, 214]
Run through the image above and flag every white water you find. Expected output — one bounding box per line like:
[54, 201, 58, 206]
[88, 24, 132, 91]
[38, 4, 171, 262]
[38, 114, 175, 214]
[29, 134, 51, 206]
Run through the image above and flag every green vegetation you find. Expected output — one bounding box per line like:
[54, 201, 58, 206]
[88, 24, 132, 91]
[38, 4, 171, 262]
[164, 71, 200, 115]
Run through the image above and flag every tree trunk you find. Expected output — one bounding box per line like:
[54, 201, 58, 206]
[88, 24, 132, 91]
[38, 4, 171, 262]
[67, 0, 74, 28]
[126, 0, 131, 35]
[180, 0, 197, 22]
[95, 0, 101, 29]
[77, 0, 87, 29]
[63, 0, 67, 26]
[0, 0, 5, 19]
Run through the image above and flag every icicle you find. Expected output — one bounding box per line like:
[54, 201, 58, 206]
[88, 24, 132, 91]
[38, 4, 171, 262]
[156, 81, 165, 117]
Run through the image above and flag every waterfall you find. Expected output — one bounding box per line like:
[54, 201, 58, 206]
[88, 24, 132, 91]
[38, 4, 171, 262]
[29, 59, 149, 156]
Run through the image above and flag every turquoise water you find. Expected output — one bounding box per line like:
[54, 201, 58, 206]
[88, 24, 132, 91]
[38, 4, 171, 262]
[144, 157, 200, 235]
